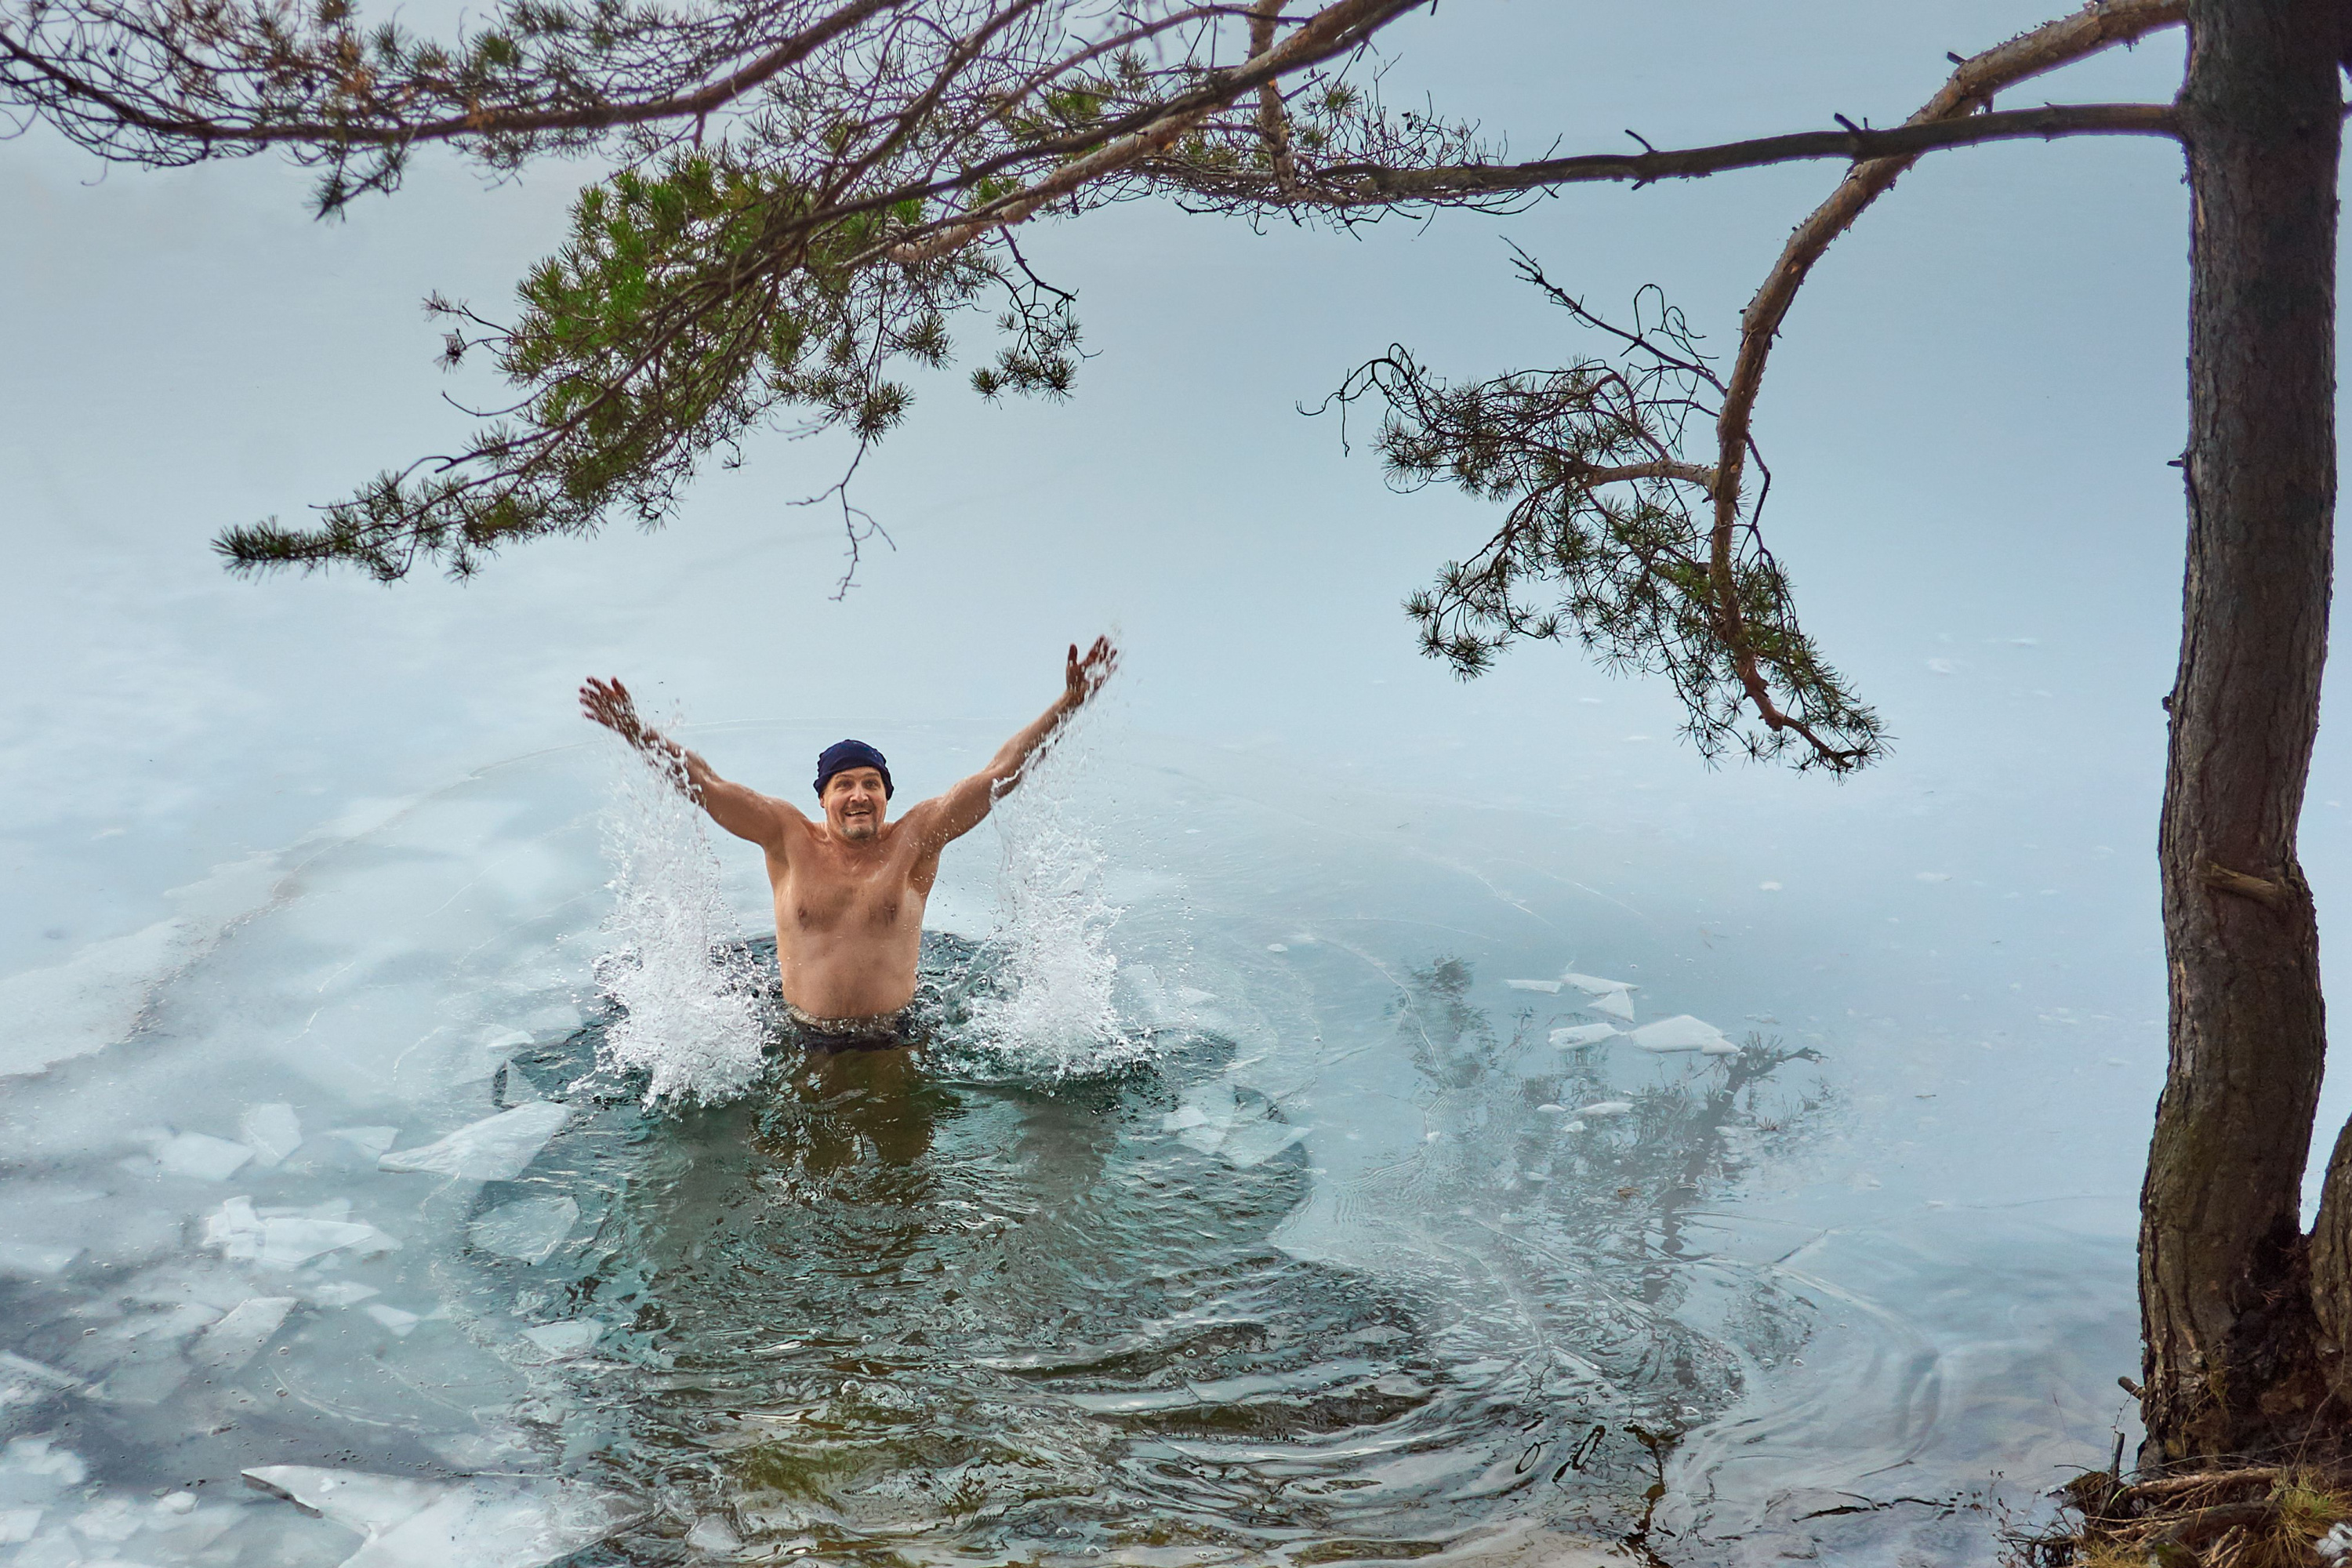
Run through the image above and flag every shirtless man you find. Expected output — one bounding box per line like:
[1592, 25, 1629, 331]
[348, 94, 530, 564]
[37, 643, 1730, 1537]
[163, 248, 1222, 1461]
[579, 637, 1116, 1050]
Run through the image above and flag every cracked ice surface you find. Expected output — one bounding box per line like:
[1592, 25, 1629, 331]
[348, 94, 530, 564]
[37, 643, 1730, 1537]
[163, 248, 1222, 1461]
[377, 1102, 569, 1182]
[243, 1465, 641, 1568]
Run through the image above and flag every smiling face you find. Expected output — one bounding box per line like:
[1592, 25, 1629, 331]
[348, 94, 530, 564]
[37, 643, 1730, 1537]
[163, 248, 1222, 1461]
[822, 767, 890, 841]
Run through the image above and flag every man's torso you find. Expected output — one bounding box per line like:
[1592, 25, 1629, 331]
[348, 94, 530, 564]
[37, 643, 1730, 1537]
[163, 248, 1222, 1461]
[764, 815, 940, 1021]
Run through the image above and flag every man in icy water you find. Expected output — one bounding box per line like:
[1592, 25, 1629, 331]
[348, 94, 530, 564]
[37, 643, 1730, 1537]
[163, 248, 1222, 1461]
[579, 636, 1117, 1052]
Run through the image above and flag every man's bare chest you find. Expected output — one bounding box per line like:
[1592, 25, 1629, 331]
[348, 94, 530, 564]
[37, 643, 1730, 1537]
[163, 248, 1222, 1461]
[772, 858, 922, 936]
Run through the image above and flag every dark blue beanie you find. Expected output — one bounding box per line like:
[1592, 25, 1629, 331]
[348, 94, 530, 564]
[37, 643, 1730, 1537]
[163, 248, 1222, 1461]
[814, 739, 893, 799]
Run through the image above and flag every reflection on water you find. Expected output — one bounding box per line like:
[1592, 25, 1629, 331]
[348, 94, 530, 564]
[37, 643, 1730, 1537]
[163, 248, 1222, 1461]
[400, 934, 1831, 1565]
[0, 738, 2143, 1567]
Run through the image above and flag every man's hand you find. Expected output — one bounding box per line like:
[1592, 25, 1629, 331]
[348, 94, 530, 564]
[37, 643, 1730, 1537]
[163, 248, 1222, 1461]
[1064, 636, 1120, 712]
[579, 676, 658, 752]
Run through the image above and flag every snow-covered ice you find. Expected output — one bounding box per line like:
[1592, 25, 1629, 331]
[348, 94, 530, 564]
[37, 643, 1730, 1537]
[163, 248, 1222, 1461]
[379, 1102, 569, 1182]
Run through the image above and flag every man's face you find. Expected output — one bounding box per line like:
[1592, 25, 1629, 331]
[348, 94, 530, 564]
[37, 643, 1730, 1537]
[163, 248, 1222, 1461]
[822, 768, 889, 840]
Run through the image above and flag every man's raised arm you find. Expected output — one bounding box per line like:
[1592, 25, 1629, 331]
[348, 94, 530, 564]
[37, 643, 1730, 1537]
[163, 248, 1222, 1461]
[579, 676, 797, 848]
[918, 637, 1119, 845]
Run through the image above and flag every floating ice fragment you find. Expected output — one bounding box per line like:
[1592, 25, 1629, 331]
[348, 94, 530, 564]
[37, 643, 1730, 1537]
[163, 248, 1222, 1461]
[242, 1466, 641, 1568]
[518, 1321, 601, 1359]
[240, 1105, 303, 1167]
[1759, 881, 1783, 892]
[308, 1282, 381, 1308]
[1534, 1104, 1566, 1114]
[1579, 1102, 1633, 1117]
[1563, 1121, 1587, 1132]
[332, 1127, 401, 1158]
[0, 1508, 37, 1544]
[1631, 1015, 1731, 1054]
[1217, 1120, 1309, 1169]
[191, 1298, 297, 1370]
[1562, 972, 1635, 996]
[1581, 990, 1637, 1023]
[154, 1131, 255, 1182]
[1700, 1037, 1744, 1057]
[364, 1305, 421, 1337]
[379, 1102, 568, 1182]
[243, 1467, 441, 1534]
[1549, 1024, 1618, 1049]
[203, 1198, 397, 1267]
[468, 1197, 579, 1264]
[1504, 978, 1563, 994]
[686, 1514, 743, 1555]
[1265, 943, 1288, 953]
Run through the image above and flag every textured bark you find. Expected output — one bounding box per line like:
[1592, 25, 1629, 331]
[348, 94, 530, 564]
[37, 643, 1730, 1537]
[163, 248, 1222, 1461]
[2139, 0, 2343, 1465]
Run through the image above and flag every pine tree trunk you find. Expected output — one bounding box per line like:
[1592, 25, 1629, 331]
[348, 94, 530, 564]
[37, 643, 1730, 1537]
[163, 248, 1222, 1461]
[2138, 0, 2342, 1467]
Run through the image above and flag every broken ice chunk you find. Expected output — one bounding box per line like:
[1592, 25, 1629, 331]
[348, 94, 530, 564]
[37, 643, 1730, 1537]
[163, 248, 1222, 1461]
[468, 1196, 579, 1264]
[686, 1514, 743, 1555]
[1578, 1101, 1633, 1117]
[241, 1466, 642, 1568]
[242, 1467, 441, 1535]
[379, 1102, 568, 1183]
[1217, 1120, 1309, 1169]
[239, 1105, 303, 1167]
[1561, 972, 1636, 996]
[307, 1282, 381, 1308]
[1548, 1024, 1618, 1049]
[0, 1508, 38, 1544]
[1631, 1015, 1731, 1054]
[1581, 990, 1637, 1022]
[1700, 1037, 1744, 1058]
[203, 1198, 397, 1267]
[191, 1298, 297, 1371]
[517, 1321, 601, 1359]
[332, 1127, 401, 1158]
[1504, 978, 1563, 993]
[154, 1132, 255, 1182]
[364, 1305, 422, 1338]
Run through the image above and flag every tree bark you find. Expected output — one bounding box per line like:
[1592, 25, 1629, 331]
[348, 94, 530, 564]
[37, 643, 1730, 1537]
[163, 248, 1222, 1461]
[2140, 0, 2343, 1466]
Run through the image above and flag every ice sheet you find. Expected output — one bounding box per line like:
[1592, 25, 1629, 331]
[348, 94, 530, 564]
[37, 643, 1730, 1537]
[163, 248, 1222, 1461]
[467, 1197, 579, 1263]
[1630, 1015, 1732, 1054]
[239, 1104, 304, 1166]
[1561, 972, 1636, 996]
[1581, 989, 1637, 1022]
[153, 1131, 255, 1181]
[203, 1196, 401, 1267]
[243, 1466, 641, 1568]
[190, 1297, 296, 1370]
[379, 1102, 569, 1182]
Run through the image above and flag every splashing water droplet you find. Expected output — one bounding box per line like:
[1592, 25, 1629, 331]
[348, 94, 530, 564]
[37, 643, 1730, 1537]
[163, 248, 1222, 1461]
[946, 730, 1152, 1083]
[590, 735, 768, 1106]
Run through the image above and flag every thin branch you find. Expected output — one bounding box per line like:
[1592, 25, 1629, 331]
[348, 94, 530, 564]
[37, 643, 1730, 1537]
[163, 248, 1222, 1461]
[1701, 0, 2187, 766]
[1318, 101, 2178, 200]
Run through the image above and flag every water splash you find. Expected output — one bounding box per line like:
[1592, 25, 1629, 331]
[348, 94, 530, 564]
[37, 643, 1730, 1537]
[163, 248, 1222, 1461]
[949, 727, 1153, 1082]
[589, 735, 768, 1106]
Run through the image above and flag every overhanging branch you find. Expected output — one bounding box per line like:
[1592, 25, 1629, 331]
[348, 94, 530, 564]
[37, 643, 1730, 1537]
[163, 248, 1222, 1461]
[1321, 101, 2179, 201]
